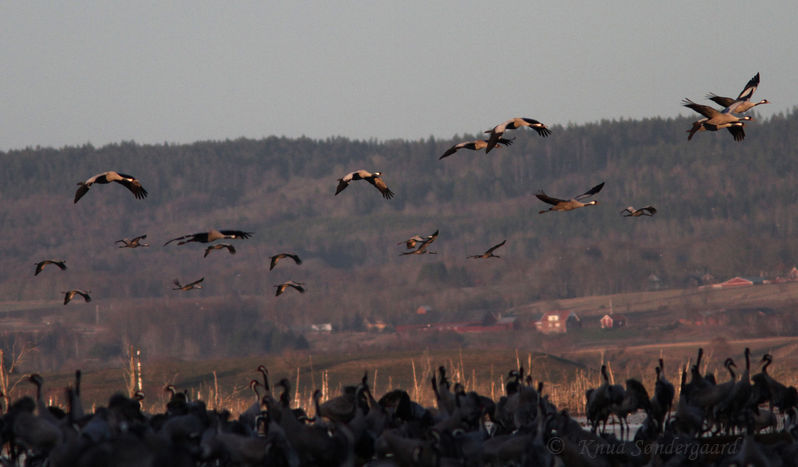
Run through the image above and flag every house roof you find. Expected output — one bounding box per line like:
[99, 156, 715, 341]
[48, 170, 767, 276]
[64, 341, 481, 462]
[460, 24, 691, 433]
[539, 310, 579, 322]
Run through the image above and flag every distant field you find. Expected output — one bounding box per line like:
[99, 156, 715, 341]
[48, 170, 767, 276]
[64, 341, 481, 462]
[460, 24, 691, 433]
[9, 280, 798, 416]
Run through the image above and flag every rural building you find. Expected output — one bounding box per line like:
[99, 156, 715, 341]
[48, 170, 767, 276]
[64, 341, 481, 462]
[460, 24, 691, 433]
[310, 323, 333, 333]
[700, 276, 767, 290]
[535, 311, 580, 334]
[365, 319, 389, 332]
[600, 313, 627, 329]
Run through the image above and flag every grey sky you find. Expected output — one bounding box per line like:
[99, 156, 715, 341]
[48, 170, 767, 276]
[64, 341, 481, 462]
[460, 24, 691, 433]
[1, 1, 795, 151]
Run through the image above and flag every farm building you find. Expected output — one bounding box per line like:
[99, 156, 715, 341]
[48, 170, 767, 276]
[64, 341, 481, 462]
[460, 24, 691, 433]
[534, 311, 580, 334]
[702, 276, 767, 289]
[600, 313, 627, 329]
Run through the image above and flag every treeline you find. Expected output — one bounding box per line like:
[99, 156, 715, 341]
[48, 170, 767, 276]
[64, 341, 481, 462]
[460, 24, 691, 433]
[1, 109, 798, 363]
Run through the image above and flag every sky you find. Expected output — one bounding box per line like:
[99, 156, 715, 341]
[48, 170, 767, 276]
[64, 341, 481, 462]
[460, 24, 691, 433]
[1, 1, 796, 151]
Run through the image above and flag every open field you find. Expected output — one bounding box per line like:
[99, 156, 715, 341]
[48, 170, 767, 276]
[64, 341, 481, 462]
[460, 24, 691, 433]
[4, 280, 798, 417]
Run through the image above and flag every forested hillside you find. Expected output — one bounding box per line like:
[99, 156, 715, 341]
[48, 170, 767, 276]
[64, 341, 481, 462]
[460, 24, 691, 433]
[1, 109, 797, 364]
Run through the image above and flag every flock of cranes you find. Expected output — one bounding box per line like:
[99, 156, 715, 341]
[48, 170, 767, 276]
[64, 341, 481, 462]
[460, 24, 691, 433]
[16, 72, 777, 465]
[1, 349, 795, 466]
[35, 74, 771, 304]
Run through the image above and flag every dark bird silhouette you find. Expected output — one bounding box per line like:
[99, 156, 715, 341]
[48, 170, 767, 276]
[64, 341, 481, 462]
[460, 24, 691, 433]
[163, 229, 253, 246]
[34, 260, 66, 276]
[335, 170, 394, 199]
[74, 171, 148, 203]
[400, 230, 439, 256]
[172, 277, 204, 291]
[484, 117, 551, 153]
[683, 98, 753, 141]
[439, 137, 514, 159]
[275, 281, 305, 296]
[398, 231, 438, 250]
[269, 253, 302, 271]
[621, 206, 656, 217]
[63, 290, 91, 305]
[116, 235, 149, 248]
[706, 72, 769, 114]
[467, 239, 506, 259]
[204, 243, 236, 257]
[537, 182, 605, 213]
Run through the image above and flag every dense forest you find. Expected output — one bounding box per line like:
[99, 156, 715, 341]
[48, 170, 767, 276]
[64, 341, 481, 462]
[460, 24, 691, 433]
[1, 109, 797, 366]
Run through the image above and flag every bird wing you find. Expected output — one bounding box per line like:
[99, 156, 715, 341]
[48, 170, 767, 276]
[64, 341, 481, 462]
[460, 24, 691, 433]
[274, 284, 286, 296]
[114, 176, 148, 199]
[368, 176, 395, 199]
[736, 72, 760, 101]
[439, 142, 468, 159]
[335, 179, 350, 195]
[706, 93, 736, 108]
[74, 184, 91, 203]
[535, 191, 566, 206]
[219, 230, 253, 239]
[287, 253, 301, 264]
[575, 182, 605, 200]
[521, 118, 552, 137]
[682, 99, 720, 118]
[641, 206, 657, 215]
[727, 124, 745, 142]
[133, 234, 147, 242]
[496, 137, 515, 148]
[64, 291, 74, 305]
[225, 244, 236, 254]
[164, 233, 197, 246]
[34, 262, 45, 276]
[203, 246, 213, 258]
[173, 279, 182, 288]
[269, 255, 282, 270]
[485, 240, 507, 254]
[187, 277, 205, 287]
[484, 131, 502, 154]
[77, 291, 91, 302]
[290, 283, 306, 293]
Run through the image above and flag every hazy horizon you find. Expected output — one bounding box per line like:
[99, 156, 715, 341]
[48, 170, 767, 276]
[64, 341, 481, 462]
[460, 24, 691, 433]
[2, 1, 796, 151]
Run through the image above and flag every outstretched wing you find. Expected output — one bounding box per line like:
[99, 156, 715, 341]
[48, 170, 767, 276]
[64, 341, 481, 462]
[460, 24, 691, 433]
[640, 206, 657, 215]
[439, 142, 468, 159]
[74, 183, 90, 203]
[485, 240, 507, 255]
[682, 98, 720, 118]
[535, 191, 566, 206]
[114, 175, 148, 200]
[736, 72, 760, 101]
[727, 124, 745, 142]
[335, 179, 349, 195]
[187, 277, 205, 288]
[368, 176, 395, 199]
[164, 233, 197, 246]
[522, 118, 552, 137]
[219, 230, 251, 239]
[575, 182, 605, 200]
[706, 93, 735, 108]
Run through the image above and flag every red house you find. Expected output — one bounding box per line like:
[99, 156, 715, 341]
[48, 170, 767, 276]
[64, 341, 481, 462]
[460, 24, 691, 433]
[600, 314, 627, 329]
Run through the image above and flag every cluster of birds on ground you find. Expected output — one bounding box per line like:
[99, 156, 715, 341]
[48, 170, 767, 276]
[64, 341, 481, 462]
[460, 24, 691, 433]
[32, 72, 768, 306]
[1, 347, 796, 466]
